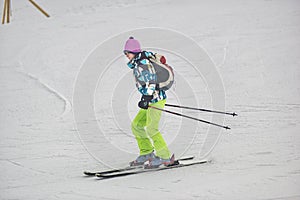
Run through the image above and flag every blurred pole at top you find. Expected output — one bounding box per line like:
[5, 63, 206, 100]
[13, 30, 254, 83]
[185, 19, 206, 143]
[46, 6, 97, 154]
[2, 0, 50, 25]
[28, 0, 50, 18]
[2, 0, 10, 24]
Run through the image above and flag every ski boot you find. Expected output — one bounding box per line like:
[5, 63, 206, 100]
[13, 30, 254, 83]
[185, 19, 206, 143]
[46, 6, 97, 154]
[129, 152, 155, 166]
[145, 154, 175, 169]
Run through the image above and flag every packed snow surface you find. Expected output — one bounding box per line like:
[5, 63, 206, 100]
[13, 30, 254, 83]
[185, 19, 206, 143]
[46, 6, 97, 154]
[0, 0, 299, 199]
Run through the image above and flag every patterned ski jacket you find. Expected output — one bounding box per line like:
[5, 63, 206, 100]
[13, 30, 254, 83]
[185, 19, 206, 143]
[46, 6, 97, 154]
[127, 51, 166, 103]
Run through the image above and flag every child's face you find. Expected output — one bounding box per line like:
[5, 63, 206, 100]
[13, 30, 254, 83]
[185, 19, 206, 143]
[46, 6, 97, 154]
[125, 52, 135, 60]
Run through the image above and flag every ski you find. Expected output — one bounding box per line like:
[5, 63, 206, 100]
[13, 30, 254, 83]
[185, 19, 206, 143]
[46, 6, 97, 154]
[95, 159, 209, 179]
[83, 165, 142, 176]
[83, 156, 194, 176]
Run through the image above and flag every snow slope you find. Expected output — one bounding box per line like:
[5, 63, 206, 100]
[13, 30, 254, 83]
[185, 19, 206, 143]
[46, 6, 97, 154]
[0, 0, 299, 199]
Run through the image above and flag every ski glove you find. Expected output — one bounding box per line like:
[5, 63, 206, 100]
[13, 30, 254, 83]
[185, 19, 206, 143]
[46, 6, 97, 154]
[138, 95, 153, 109]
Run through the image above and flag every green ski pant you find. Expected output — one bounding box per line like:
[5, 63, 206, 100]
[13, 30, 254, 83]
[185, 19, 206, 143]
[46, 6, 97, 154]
[131, 99, 171, 159]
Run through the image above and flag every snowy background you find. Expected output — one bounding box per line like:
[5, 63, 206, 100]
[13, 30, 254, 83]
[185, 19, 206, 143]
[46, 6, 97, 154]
[1, 0, 300, 199]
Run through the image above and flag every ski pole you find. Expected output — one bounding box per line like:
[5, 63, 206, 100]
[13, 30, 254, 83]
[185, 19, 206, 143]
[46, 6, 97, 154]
[149, 106, 230, 130]
[165, 104, 238, 117]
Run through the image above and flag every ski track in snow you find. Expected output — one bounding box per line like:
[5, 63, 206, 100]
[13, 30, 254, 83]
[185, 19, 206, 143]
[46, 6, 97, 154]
[217, 39, 229, 68]
[17, 65, 72, 118]
[2, 159, 50, 175]
[259, 195, 300, 200]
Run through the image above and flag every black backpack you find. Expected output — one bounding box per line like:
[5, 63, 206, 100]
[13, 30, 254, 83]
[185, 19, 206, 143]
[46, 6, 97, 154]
[149, 54, 174, 91]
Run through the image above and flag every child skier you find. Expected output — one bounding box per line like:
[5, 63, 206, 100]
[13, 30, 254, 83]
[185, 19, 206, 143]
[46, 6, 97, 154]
[123, 36, 174, 168]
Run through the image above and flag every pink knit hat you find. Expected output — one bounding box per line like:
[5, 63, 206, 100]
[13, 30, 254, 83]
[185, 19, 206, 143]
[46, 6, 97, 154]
[124, 36, 141, 53]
